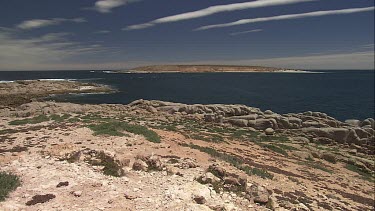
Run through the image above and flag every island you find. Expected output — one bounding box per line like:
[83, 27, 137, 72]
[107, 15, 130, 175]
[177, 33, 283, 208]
[116, 65, 307, 73]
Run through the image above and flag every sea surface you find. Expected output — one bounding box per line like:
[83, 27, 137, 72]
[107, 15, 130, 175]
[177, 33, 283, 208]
[0, 70, 374, 121]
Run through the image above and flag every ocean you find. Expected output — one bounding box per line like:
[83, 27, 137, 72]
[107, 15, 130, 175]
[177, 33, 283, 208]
[0, 70, 374, 121]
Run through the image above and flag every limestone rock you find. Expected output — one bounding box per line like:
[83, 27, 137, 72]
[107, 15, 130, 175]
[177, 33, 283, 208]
[228, 119, 248, 127]
[132, 159, 148, 171]
[193, 195, 207, 204]
[345, 119, 361, 127]
[208, 164, 226, 179]
[265, 128, 274, 136]
[247, 185, 269, 204]
[197, 172, 221, 184]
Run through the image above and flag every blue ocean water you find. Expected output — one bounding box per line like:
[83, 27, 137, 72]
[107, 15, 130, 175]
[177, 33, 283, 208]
[0, 70, 374, 121]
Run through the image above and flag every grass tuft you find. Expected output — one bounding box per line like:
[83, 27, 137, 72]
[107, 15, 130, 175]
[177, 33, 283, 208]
[88, 151, 125, 177]
[345, 164, 374, 182]
[9, 115, 49, 125]
[181, 143, 273, 179]
[262, 144, 288, 156]
[89, 121, 160, 143]
[0, 172, 21, 201]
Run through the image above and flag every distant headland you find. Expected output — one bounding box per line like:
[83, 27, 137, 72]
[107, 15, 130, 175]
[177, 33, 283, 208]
[116, 65, 308, 73]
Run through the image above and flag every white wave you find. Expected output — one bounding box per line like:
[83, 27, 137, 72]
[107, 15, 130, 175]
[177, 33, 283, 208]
[0, 80, 14, 83]
[103, 71, 116, 74]
[38, 78, 76, 81]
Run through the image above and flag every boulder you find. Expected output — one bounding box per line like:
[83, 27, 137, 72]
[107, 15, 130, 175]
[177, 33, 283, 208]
[132, 159, 148, 171]
[361, 118, 375, 129]
[302, 120, 325, 128]
[158, 106, 180, 114]
[287, 117, 303, 128]
[265, 128, 274, 136]
[193, 195, 206, 204]
[145, 155, 164, 171]
[197, 172, 221, 184]
[128, 99, 144, 107]
[321, 153, 337, 163]
[228, 114, 258, 120]
[146, 106, 158, 113]
[252, 118, 276, 130]
[247, 185, 269, 204]
[208, 164, 226, 179]
[302, 127, 349, 144]
[224, 176, 241, 186]
[264, 110, 274, 115]
[228, 119, 248, 127]
[345, 119, 361, 127]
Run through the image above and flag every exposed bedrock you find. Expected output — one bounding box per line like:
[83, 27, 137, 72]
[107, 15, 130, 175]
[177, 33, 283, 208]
[129, 100, 374, 152]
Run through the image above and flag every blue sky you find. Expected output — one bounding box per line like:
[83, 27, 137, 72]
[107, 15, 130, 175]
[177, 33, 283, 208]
[0, 0, 374, 70]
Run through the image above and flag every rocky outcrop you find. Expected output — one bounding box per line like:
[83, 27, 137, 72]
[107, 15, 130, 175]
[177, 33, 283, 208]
[128, 100, 374, 153]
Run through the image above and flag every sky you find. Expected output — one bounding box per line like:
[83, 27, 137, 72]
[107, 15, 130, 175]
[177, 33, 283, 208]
[0, 0, 374, 70]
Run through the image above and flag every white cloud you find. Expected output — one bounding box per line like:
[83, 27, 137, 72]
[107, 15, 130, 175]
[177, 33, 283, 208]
[94, 30, 111, 34]
[92, 0, 140, 13]
[230, 29, 263, 36]
[16, 18, 86, 30]
[0, 31, 110, 70]
[196, 7, 375, 30]
[124, 0, 313, 30]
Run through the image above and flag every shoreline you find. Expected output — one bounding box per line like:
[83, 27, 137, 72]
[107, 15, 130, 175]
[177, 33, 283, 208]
[0, 80, 114, 108]
[0, 80, 374, 210]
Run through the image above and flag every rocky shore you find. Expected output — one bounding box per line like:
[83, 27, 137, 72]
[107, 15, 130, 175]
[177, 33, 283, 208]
[0, 80, 374, 211]
[0, 80, 112, 108]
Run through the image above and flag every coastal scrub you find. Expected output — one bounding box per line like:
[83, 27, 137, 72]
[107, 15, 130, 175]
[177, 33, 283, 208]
[0, 172, 21, 201]
[88, 121, 161, 143]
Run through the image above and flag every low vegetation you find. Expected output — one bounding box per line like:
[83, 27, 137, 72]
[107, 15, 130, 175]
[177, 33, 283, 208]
[50, 114, 71, 122]
[87, 151, 125, 177]
[9, 115, 50, 125]
[0, 172, 21, 201]
[261, 144, 288, 156]
[300, 161, 333, 174]
[89, 121, 161, 143]
[345, 164, 374, 182]
[181, 143, 273, 179]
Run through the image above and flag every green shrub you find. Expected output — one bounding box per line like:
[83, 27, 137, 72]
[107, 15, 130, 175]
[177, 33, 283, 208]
[262, 144, 288, 156]
[88, 152, 125, 177]
[345, 164, 374, 182]
[9, 115, 49, 125]
[181, 143, 273, 179]
[50, 114, 71, 122]
[0, 172, 21, 201]
[89, 121, 160, 143]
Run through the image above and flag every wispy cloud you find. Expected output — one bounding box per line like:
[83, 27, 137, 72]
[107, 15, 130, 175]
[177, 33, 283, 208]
[94, 30, 111, 34]
[124, 0, 314, 30]
[0, 31, 112, 70]
[16, 18, 86, 30]
[91, 0, 140, 13]
[196, 7, 375, 31]
[230, 29, 263, 36]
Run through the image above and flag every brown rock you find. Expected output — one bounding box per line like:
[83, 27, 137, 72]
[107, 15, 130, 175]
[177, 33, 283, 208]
[146, 155, 164, 171]
[224, 176, 241, 186]
[193, 195, 207, 204]
[56, 181, 69, 188]
[26, 194, 56, 206]
[132, 159, 148, 171]
[118, 158, 131, 167]
[247, 185, 269, 205]
[208, 164, 226, 179]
